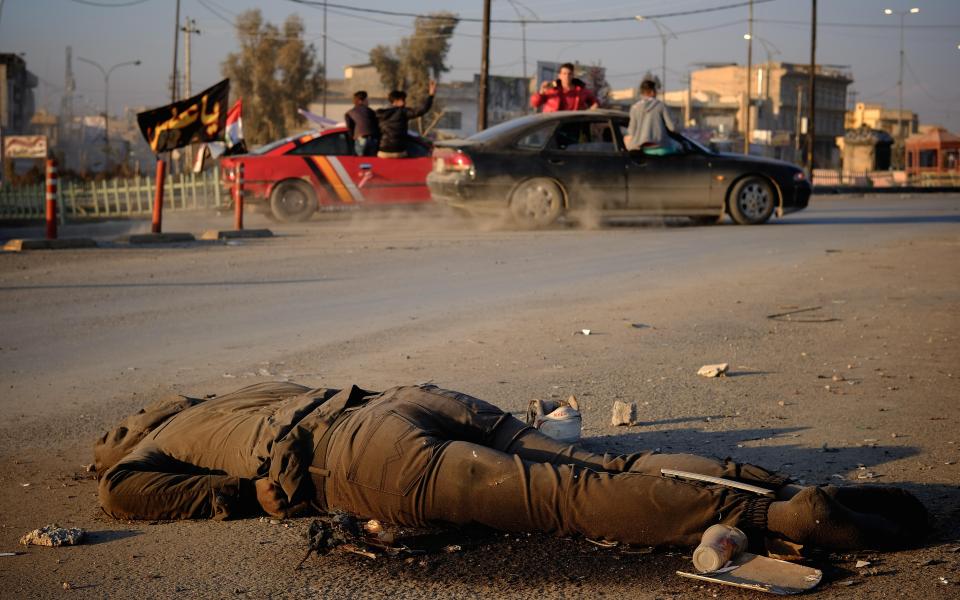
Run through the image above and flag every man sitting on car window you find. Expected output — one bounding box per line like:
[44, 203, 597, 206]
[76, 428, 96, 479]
[624, 79, 680, 156]
[345, 91, 380, 157]
[375, 80, 437, 158]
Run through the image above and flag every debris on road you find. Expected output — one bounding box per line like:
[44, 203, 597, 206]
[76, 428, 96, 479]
[855, 560, 871, 568]
[19, 525, 85, 547]
[697, 363, 729, 378]
[766, 306, 840, 323]
[580, 329, 591, 336]
[611, 401, 637, 426]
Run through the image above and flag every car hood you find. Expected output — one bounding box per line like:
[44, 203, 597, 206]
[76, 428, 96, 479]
[712, 152, 801, 171]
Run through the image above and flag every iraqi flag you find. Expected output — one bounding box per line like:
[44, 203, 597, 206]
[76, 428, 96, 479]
[225, 99, 243, 149]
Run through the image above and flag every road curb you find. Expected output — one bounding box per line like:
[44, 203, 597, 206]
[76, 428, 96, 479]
[199, 229, 274, 240]
[3, 238, 98, 252]
[126, 232, 196, 244]
[814, 186, 960, 195]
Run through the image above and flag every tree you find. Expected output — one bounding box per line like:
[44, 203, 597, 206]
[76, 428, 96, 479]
[222, 10, 323, 146]
[369, 12, 458, 127]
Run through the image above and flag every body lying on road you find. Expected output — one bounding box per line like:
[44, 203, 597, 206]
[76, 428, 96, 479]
[96, 382, 929, 552]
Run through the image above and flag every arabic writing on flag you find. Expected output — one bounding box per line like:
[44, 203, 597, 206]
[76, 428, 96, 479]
[137, 79, 229, 153]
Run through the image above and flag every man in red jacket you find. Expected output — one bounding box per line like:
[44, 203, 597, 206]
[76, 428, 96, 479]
[531, 62, 599, 112]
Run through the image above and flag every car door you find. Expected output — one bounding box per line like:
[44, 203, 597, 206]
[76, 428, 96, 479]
[335, 137, 433, 205]
[621, 126, 714, 212]
[541, 118, 627, 211]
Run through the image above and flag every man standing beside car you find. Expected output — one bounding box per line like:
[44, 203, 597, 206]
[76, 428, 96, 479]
[345, 91, 380, 157]
[376, 80, 437, 158]
[531, 62, 599, 113]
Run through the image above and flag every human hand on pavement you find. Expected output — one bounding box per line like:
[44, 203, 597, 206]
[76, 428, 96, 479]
[254, 478, 308, 518]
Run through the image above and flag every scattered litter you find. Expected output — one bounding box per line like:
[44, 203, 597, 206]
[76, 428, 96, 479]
[0, 552, 24, 557]
[630, 323, 649, 329]
[766, 306, 839, 323]
[940, 577, 950, 585]
[856, 470, 878, 480]
[611, 401, 637, 427]
[586, 538, 618, 548]
[581, 329, 592, 336]
[697, 363, 729, 378]
[20, 525, 85, 547]
[855, 560, 871, 568]
[835, 580, 857, 587]
[831, 374, 845, 382]
[442, 545, 462, 553]
[20, 483, 29, 487]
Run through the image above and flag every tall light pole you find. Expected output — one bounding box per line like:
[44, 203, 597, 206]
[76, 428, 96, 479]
[743, 0, 754, 154]
[76, 57, 141, 163]
[884, 6, 920, 166]
[635, 16, 677, 92]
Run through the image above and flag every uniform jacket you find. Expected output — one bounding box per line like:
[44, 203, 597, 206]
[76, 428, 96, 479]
[376, 95, 434, 153]
[97, 382, 377, 520]
[344, 105, 380, 140]
[530, 81, 598, 112]
[625, 96, 679, 151]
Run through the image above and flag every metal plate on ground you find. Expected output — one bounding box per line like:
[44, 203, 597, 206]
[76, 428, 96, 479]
[677, 552, 822, 595]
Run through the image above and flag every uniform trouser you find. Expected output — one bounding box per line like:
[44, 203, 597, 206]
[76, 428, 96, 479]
[323, 386, 785, 547]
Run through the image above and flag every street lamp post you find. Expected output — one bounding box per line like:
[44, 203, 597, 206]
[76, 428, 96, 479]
[635, 16, 677, 92]
[77, 57, 141, 165]
[884, 6, 920, 166]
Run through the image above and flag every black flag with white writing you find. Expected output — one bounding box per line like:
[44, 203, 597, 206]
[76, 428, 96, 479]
[137, 79, 229, 153]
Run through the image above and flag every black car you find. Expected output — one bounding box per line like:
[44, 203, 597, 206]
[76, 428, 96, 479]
[427, 110, 810, 227]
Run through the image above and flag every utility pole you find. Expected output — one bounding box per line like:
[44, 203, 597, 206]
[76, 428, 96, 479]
[322, 1, 328, 117]
[181, 17, 200, 169]
[743, 0, 753, 154]
[884, 7, 919, 168]
[795, 85, 803, 161]
[478, 0, 491, 131]
[171, 0, 180, 103]
[806, 0, 817, 171]
[181, 18, 200, 98]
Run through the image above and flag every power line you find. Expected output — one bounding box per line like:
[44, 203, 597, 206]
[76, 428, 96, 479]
[69, 0, 151, 7]
[286, 0, 776, 24]
[755, 18, 960, 30]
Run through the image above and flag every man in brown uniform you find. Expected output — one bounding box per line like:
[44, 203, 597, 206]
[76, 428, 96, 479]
[98, 382, 927, 550]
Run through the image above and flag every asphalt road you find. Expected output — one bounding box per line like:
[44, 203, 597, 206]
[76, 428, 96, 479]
[0, 193, 958, 598]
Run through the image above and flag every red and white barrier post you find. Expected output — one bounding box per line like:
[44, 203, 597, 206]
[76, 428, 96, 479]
[45, 158, 58, 240]
[234, 163, 244, 231]
[152, 158, 166, 234]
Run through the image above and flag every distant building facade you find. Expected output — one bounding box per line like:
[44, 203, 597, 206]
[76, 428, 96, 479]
[0, 54, 37, 135]
[845, 102, 918, 141]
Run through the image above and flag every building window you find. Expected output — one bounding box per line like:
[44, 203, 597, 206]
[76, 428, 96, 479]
[437, 111, 463, 130]
[919, 149, 937, 168]
[944, 150, 959, 170]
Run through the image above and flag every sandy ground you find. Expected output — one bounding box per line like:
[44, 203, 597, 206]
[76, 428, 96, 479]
[0, 195, 958, 598]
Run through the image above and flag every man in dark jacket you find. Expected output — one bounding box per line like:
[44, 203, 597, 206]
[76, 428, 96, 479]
[375, 80, 436, 158]
[344, 91, 380, 157]
[97, 381, 928, 552]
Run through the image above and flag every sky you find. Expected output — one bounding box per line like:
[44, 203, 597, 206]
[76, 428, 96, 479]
[1, 0, 958, 129]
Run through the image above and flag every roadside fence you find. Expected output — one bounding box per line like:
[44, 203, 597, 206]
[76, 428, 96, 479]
[813, 169, 960, 188]
[0, 166, 225, 220]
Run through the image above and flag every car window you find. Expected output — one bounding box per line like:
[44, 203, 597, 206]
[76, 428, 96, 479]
[618, 125, 691, 156]
[515, 125, 555, 150]
[549, 121, 617, 153]
[287, 133, 351, 156]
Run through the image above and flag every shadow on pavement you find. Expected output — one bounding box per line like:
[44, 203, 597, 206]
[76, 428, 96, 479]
[776, 214, 960, 225]
[0, 277, 340, 292]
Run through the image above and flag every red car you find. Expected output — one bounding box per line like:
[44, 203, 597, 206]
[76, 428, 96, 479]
[220, 127, 433, 222]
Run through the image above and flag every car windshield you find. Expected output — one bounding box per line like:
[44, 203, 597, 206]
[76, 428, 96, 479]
[468, 115, 547, 143]
[674, 133, 712, 154]
[250, 131, 317, 155]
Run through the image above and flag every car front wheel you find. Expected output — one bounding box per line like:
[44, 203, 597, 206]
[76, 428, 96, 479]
[728, 176, 775, 225]
[509, 178, 564, 228]
[270, 180, 316, 222]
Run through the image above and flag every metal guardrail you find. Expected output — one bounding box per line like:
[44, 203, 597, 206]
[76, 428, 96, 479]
[812, 169, 960, 188]
[0, 166, 225, 220]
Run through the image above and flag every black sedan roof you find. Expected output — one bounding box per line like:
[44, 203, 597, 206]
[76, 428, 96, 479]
[466, 110, 629, 147]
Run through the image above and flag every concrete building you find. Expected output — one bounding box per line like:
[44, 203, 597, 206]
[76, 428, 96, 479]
[845, 102, 918, 140]
[0, 54, 38, 135]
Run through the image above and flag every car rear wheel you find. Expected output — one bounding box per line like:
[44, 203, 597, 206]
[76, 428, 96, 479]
[270, 180, 316, 222]
[728, 177, 775, 225]
[509, 178, 564, 228]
